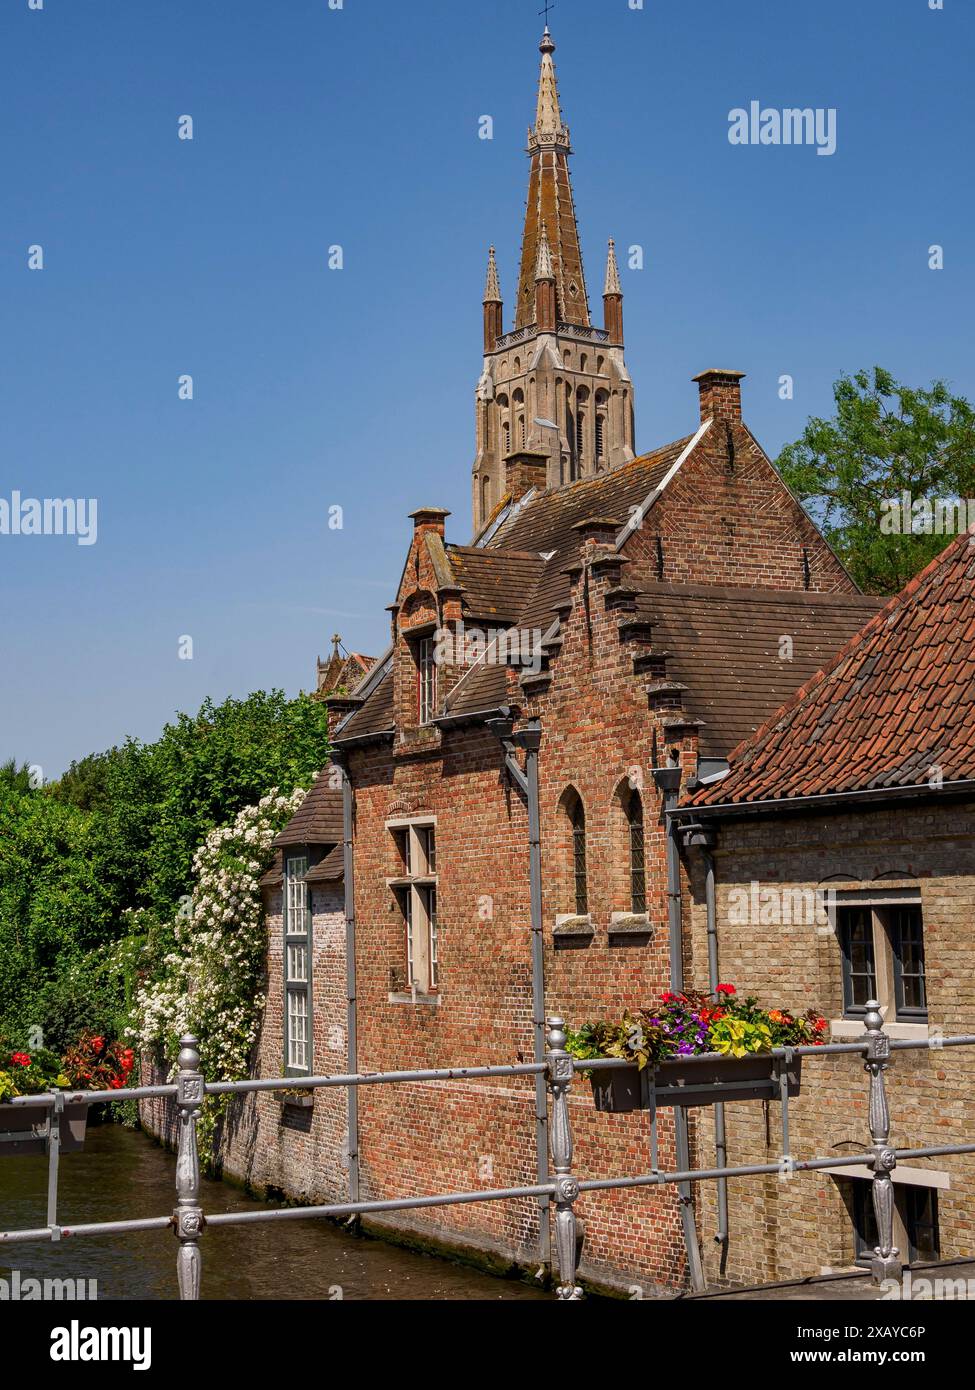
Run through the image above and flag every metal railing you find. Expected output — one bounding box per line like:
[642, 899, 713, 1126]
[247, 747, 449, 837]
[3, 1002, 975, 1301]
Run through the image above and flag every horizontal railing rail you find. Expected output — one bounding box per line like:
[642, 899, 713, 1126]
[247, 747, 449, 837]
[2, 1005, 973, 1300]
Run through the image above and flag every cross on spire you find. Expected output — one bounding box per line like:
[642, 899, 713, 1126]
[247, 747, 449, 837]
[538, 0, 556, 25]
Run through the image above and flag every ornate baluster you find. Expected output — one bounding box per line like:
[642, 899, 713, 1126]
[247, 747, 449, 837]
[546, 1016, 583, 1301]
[173, 1036, 205, 1300]
[863, 1002, 900, 1283]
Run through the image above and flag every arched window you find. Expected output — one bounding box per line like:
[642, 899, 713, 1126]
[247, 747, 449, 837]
[580, 353, 588, 373]
[626, 788, 646, 913]
[595, 414, 605, 462]
[576, 411, 585, 461]
[519, 416, 526, 448]
[564, 791, 588, 916]
[502, 420, 511, 456]
[481, 474, 491, 519]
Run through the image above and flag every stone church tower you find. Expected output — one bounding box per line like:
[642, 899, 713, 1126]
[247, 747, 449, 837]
[472, 26, 636, 533]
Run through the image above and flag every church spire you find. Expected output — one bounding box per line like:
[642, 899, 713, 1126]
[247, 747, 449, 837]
[603, 238, 624, 344]
[534, 225, 557, 332]
[482, 246, 503, 353]
[533, 27, 569, 145]
[514, 27, 590, 330]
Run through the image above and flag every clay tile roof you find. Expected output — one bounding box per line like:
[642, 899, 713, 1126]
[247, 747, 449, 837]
[688, 528, 975, 808]
[274, 772, 344, 846]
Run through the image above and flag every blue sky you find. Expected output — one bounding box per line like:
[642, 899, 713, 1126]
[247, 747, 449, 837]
[1, 0, 972, 778]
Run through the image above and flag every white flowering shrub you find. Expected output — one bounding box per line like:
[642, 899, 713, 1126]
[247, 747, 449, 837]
[131, 785, 308, 1156]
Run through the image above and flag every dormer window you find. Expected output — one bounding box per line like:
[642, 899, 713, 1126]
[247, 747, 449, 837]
[417, 637, 437, 725]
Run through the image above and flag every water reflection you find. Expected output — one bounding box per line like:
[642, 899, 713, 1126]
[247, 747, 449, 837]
[0, 1125, 547, 1301]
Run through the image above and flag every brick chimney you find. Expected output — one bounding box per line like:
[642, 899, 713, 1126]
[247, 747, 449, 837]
[504, 449, 549, 502]
[409, 506, 450, 539]
[693, 370, 745, 424]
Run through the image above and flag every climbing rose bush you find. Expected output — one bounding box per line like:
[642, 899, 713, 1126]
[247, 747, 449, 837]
[131, 785, 308, 1154]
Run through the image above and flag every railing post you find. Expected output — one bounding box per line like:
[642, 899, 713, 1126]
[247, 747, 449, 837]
[173, 1035, 205, 1300]
[545, 1016, 583, 1301]
[863, 1002, 900, 1284]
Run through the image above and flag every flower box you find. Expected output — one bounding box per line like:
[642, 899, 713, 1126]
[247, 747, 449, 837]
[589, 1054, 802, 1113]
[273, 1089, 314, 1109]
[0, 1100, 89, 1156]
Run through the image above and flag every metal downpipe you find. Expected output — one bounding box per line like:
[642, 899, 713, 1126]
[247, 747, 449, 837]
[524, 724, 551, 1263]
[702, 844, 729, 1258]
[335, 754, 360, 1206]
[653, 767, 707, 1293]
[487, 717, 550, 1263]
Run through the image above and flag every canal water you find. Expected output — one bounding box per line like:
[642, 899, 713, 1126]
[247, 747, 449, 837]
[0, 1124, 547, 1301]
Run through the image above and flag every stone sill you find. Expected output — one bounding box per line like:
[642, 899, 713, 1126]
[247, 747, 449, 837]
[830, 1018, 930, 1042]
[273, 1090, 314, 1109]
[388, 991, 439, 1007]
[553, 914, 595, 938]
[608, 912, 652, 936]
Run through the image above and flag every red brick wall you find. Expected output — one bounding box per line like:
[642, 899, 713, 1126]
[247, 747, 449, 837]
[624, 421, 855, 594]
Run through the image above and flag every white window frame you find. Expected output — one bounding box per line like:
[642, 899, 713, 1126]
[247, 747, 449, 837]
[284, 853, 312, 1074]
[828, 888, 929, 1040]
[387, 820, 438, 998]
[417, 637, 437, 725]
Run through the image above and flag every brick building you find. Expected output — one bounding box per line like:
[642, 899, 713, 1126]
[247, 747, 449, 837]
[680, 527, 975, 1285]
[154, 27, 971, 1294]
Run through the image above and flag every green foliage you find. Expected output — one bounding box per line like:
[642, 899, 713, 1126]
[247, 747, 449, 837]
[0, 759, 36, 796]
[776, 367, 975, 595]
[0, 690, 330, 1047]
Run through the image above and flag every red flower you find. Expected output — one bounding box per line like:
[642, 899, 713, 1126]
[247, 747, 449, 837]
[660, 991, 676, 1002]
[90, 1036, 105, 1051]
[716, 984, 736, 996]
[10, 1052, 31, 1067]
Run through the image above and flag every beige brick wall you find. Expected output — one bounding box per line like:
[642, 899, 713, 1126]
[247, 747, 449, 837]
[683, 798, 975, 1287]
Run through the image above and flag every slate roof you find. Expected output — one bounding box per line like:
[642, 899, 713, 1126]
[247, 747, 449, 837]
[635, 583, 883, 758]
[688, 528, 975, 808]
[330, 431, 878, 750]
[446, 546, 546, 623]
[305, 844, 344, 884]
[260, 843, 343, 889]
[332, 656, 395, 742]
[274, 773, 344, 846]
[485, 436, 692, 555]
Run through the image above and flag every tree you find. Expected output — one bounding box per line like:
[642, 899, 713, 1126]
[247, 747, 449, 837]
[776, 368, 975, 595]
[0, 759, 35, 796]
[0, 689, 331, 1045]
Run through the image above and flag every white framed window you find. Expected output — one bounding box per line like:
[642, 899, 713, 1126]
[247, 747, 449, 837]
[417, 637, 437, 725]
[284, 853, 312, 1074]
[831, 889, 927, 1028]
[388, 821, 438, 995]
